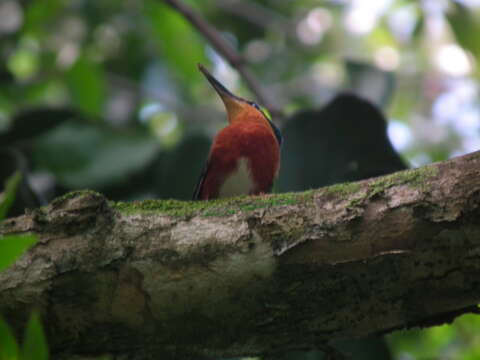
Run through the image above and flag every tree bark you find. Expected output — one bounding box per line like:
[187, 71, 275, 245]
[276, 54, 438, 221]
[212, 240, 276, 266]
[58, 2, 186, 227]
[1, 151, 480, 359]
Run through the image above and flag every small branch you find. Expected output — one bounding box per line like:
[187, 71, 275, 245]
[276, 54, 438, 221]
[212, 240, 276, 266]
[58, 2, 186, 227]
[163, 0, 284, 119]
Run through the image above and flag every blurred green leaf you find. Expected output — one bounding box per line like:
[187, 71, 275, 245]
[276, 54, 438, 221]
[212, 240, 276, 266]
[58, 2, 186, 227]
[447, 2, 480, 60]
[424, 324, 455, 352]
[0, 234, 37, 272]
[23, 0, 63, 35]
[144, 0, 208, 83]
[0, 316, 19, 360]
[7, 46, 39, 81]
[0, 171, 21, 220]
[387, 312, 480, 360]
[22, 312, 48, 360]
[412, 13, 425, 41]
[0, 150, 41, 216]
[33, 121, 160, 188]
[66, 57, 106, 117]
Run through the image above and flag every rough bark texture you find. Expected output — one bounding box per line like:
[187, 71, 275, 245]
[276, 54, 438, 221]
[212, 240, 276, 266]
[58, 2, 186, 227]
[1, 151, 480, 359]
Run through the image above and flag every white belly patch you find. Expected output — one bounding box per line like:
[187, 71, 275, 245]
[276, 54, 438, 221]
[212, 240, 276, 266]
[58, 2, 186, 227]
[218, 158, 255, 198]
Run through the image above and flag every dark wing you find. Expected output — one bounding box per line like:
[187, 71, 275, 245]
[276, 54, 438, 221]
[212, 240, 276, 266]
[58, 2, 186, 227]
[192, 160, 210, 200]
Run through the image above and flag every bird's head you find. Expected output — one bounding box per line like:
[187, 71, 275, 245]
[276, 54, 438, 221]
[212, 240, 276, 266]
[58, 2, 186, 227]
[198, 64, 265, 123]
[198, 64, 282, 145]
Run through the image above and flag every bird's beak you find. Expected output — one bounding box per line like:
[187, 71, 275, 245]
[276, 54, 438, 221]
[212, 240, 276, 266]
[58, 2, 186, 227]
[198, 64, 245, 123]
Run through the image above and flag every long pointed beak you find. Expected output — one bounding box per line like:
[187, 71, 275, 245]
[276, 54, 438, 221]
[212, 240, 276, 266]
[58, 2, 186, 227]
[198, 64, 245, 122]
[198, 64, 238, 100]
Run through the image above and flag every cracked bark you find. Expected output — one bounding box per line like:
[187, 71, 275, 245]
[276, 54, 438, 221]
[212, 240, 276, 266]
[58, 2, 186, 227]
[1, 151, 480, 359]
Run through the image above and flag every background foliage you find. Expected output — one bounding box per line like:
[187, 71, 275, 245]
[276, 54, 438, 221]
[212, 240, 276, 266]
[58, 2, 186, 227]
[1, 0, 480, 359]
[0, 172, 45, 360]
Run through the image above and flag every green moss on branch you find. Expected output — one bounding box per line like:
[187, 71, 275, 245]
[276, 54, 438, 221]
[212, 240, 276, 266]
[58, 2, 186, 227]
[113, 191, 314, 217]
[318, 165, 438, 209]
[322, 182, 362, 198]
[368, 166, 438, 197]
[53, 165, 438, 219]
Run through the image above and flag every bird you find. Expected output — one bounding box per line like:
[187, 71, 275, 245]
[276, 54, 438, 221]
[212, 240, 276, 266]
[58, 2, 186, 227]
[193, 64, 282, 200]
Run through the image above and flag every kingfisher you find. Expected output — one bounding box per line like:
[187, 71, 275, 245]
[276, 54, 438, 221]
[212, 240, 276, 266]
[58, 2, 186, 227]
[193, 64, 282, 200]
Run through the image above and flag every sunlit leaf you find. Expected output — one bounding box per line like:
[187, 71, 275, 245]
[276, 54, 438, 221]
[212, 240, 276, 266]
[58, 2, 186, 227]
[22, 312, 48, 360]
[447, 2, 480, 60]
[387, 312, 480, 360]
[0, 171, 21, 220]
[0, 234, 37, 272]
[0, 316, 19, 360]
[424, 324, 455, 352]
[7, 46, 39, 81]
[66, 57, 106, 117]
[144, 0, 208, 83]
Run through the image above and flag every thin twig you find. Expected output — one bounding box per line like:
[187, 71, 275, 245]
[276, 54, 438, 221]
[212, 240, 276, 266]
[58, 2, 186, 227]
[163, 0, 285, 120]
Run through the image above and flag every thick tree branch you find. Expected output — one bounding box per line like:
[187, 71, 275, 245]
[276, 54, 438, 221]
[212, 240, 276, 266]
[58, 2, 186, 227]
[163, 0, 284, 119]
[1, 151, 480, 359]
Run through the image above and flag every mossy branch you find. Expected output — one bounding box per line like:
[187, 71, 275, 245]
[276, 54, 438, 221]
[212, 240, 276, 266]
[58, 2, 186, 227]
[1, 151, 480, 359]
